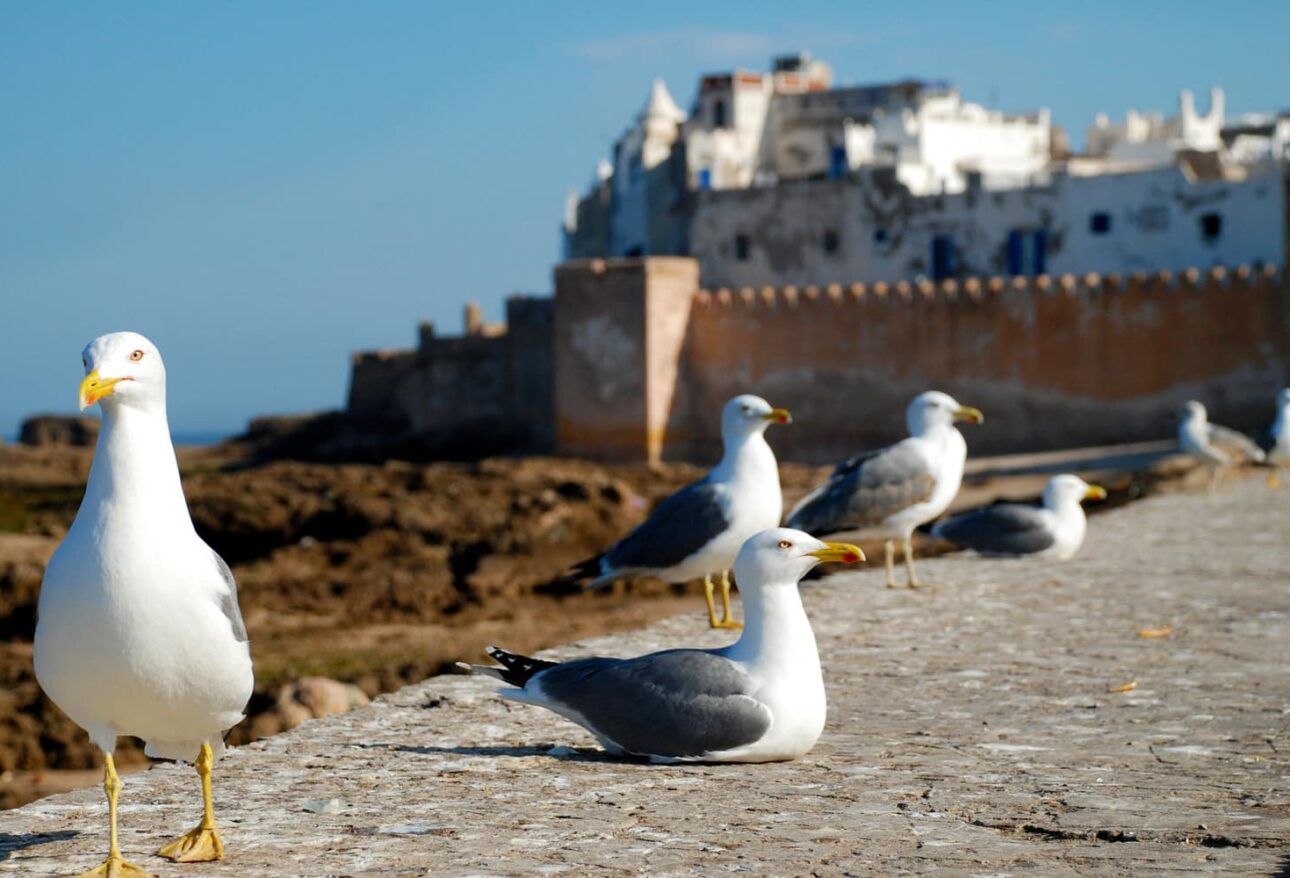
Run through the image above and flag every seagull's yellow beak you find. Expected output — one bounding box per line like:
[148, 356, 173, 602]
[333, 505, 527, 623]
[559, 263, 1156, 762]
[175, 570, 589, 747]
[1084, 484, 1107, 501]
[954, 405, 984, 425]
[763, 407, 792, 425]
[78, 370, 125, 410]
[807, 542, 865, 564]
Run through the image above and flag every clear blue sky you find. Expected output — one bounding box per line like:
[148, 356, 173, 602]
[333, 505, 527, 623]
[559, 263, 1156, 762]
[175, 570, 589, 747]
[2, 2, 1286, 439]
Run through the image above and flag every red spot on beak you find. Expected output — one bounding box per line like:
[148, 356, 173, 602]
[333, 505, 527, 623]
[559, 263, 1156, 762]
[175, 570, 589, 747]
[842, 552, 860, 563]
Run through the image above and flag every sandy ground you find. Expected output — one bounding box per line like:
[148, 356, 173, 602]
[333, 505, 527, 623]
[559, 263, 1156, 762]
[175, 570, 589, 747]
[1, 473, 1286, 875]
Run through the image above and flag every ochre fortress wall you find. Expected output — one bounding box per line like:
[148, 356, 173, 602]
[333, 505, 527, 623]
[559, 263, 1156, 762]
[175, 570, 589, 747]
[551, 259, 1288, 463]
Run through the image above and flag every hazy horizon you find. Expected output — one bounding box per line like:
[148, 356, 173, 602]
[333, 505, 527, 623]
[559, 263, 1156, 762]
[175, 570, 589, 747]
[3, 1, 1287, 438]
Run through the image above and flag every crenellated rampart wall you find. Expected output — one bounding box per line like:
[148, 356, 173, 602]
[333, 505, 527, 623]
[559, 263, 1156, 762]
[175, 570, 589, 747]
[552, 259, 1290, 463]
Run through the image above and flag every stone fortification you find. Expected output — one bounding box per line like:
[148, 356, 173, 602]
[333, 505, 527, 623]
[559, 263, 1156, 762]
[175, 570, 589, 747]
[348, 259, 1288, 464]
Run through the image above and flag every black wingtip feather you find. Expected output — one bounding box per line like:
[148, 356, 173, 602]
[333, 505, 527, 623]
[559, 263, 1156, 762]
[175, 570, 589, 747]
[568, 554, 604, 581]
[484, 646, 559, 687]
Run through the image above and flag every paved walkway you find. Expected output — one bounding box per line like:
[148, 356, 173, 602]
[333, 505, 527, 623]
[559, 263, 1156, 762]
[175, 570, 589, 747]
[3, 477, 1288, 876]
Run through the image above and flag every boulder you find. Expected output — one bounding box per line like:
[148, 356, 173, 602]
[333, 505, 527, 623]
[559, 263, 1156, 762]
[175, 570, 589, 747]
[19, 415, 99, 448]
[272, 676, 371, 732]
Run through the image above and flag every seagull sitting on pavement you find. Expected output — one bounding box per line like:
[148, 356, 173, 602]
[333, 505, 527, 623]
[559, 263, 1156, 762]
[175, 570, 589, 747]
[463, 528, 863, 762]
[932, 474, 1106, 560]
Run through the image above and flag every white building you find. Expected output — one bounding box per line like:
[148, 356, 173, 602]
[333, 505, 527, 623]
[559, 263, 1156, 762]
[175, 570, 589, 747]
[563, 54, 1287, 286]
[1081, 87, 1226, 171]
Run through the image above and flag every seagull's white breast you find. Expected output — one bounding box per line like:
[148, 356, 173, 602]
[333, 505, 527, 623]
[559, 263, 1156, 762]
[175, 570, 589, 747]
[884, 427, 967, 534]
[35, 512, 252, 754]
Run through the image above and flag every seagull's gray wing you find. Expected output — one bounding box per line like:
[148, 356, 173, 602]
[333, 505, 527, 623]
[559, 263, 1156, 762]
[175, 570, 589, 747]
[1206, 423, 1265, 464]
[211, 549, 249, 642]
[787, 441, 935, 535]
[932, 503, 1056, 556]
[605, 480, 731, 573]
[532, 649, 771, 759]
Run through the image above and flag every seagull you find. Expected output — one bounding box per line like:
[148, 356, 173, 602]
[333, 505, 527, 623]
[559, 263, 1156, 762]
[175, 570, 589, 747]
[463, 528, 862, 762]
[570, 394, 790, 629]
[1177, 400, 1265, 491]
[1260, 388, 1290, 463]
[34, 332, 253, 877]
[786, 390, 982, 588]
[931, 475, 1106, 560]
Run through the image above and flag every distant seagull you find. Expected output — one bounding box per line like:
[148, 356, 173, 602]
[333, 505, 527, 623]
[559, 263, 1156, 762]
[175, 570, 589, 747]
[464, 529, 862, 762]
[786, 391, 983, 588]
[1260, 388, 1290, 466]
[932, 474, 1106, 560]
[1177, 400, 1265, 490]
[570, 394, 790, 629]
[35, 332, 253, 875]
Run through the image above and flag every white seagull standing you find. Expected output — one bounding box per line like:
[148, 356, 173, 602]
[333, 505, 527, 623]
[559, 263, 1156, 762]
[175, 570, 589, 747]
[786, 390, 983, 588]
[1177, 400, 1265, 491]
[1260, 388, 1290, 464]
[465, 529, 862, 762]
[35, 332, 253, 877]
[570, 394, 790, 629]
[932, 474, 1106, 560]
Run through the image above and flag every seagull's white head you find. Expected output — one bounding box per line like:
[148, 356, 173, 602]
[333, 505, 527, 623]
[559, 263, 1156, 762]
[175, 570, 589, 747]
[1180, 400, 1207, 424]
[78, 331, 167, 414]
[1043, 474, 1107, 509]
[907, 390, 983, 436]
[733, 527, 863, 589]
[721, 394, 791, 445]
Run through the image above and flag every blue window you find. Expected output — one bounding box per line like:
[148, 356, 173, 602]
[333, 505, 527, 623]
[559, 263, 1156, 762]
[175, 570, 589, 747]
[828, 146, 847, 180]
[1006, 229, 1047, 276]
[931, 235, 955, 281]
[697, 168, 712, 191]
[1090, 212, 1111, 234]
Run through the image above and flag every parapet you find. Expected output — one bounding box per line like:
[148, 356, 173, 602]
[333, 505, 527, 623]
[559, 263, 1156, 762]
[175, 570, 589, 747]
[692, 263, 1283, 309]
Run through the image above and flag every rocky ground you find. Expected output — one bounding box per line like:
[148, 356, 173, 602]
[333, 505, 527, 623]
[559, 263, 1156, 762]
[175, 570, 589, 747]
[0, 438, 1188, 809]
[1, 474, 1286, 875]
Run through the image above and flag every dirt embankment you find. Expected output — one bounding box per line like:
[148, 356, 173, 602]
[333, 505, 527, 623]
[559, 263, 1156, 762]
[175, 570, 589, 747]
[0, 442, 834, 807]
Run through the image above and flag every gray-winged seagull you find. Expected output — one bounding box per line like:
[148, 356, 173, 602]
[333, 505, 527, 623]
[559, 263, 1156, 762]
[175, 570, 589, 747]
[786, 390, 982, 588]
[1177, 400, 1265, 490]
[1260, 388, 1290, 487]
[571, 394, 790, 629]
[932, 474, 1106, 560]
[465, 528, 862, 762]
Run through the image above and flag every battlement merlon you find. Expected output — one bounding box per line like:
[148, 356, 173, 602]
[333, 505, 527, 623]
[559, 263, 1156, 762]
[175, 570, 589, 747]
[693, 263, 1284, 309]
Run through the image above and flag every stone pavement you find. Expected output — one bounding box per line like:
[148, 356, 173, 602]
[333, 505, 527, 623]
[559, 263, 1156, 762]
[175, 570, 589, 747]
[3, 477, 1288, 876]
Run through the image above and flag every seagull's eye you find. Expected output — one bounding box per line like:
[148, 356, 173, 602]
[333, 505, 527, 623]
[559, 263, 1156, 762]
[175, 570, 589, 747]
[128, 350, 145, 362]
[742, 406, 753, 415]
[777, 539, 793, 550]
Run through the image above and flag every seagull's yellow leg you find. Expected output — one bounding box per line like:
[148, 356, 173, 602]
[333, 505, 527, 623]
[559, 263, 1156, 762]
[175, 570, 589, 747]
[157, 742, 225, 863]
[703, 574, 722, 628]
[713, 570, 743, 630]
[1269, 470, 1282, 489]
[902, 535, 924, 588]
[883, 540, 899, 588]
[76, 754, 154, 878]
